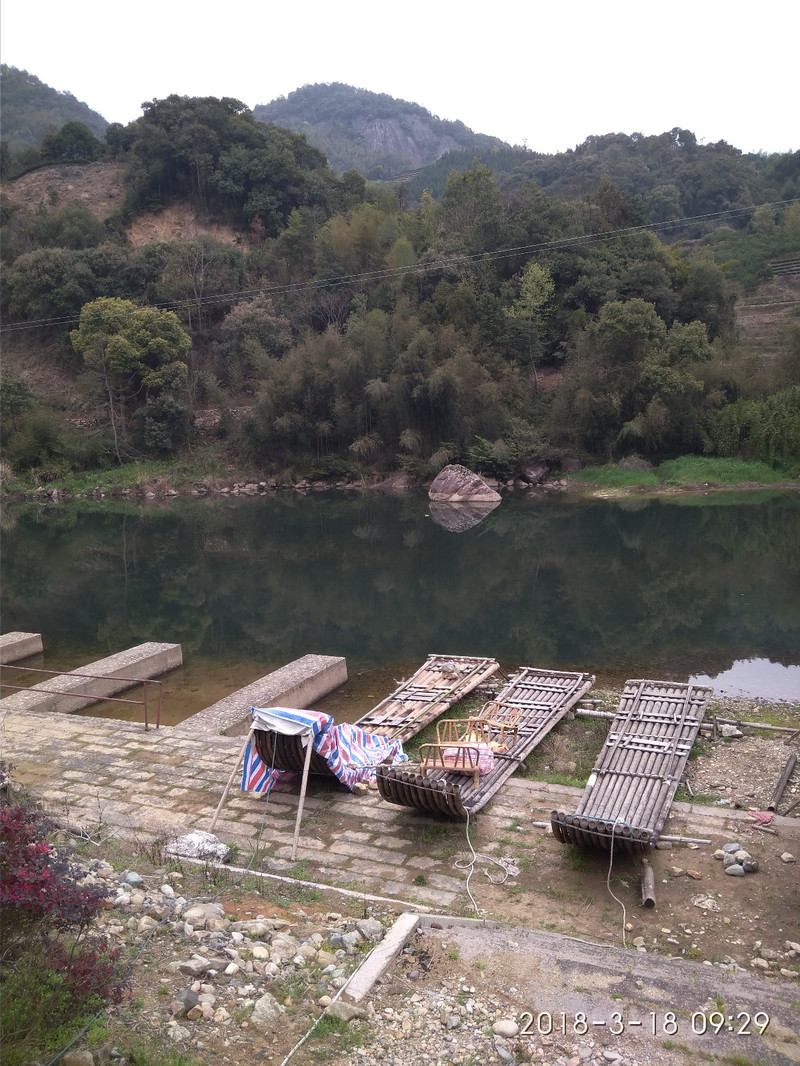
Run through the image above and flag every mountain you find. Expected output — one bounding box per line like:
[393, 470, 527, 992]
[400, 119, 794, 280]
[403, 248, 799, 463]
[253, 82, 508, 179]
[0, 65, 109, 156]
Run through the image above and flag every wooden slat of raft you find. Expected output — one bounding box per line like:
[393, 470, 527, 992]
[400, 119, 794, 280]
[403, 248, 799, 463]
[551, 679, 711, 850]
[355, 655, 499, 742]
[253, 654, 499, 776]
[376, 667, 595, 818]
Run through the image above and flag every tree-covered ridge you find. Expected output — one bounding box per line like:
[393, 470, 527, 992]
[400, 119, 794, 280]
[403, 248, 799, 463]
[1, 92, 798, 487]
[107, 94, 346, 233]
[407, 129, 800, 227]
[0, 65, 108, 156]
[253, 82, 507, 178]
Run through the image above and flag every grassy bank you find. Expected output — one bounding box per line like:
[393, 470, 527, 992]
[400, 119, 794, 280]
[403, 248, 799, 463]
[3, 451, 799, 502]
[569, 455, 799, 493]
[0, 444, 234, 498]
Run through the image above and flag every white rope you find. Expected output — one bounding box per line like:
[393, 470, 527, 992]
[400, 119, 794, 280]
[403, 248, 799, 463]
[605, 818, 628, 949]
[454, 808, 514, 917]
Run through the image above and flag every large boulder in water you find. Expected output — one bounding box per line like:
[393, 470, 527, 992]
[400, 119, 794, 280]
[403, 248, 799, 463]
[428, 464, 502, 503]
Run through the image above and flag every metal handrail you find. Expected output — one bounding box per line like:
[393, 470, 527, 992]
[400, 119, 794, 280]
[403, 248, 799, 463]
[0, 665, 162, 729]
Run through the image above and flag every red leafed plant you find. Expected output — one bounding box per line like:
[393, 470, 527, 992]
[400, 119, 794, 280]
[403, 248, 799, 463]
[0, 799, 104, 958]
[1, 768, 128, 1064]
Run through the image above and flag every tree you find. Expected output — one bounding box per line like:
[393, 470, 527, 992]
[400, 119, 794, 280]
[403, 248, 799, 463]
[439, 164, 502, 253]
[217, 296, 292, 392]
[3, 247, 97, 319]
[40, 121, 103, 163]
[71, 298, 190, 462]
[506, 261, 555, 380]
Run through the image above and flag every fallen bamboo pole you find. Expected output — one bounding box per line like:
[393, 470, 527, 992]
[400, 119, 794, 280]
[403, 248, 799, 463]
[658, 834, 712, 845]
[768, 753, 797, 812]
[578, 709, 799, 734]
[640, 858, 656, 908]
[705, 717, 799, 734]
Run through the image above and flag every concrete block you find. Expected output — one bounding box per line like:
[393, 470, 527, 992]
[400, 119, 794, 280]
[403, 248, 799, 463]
[344, 912, 420, 1001]
[0, 632, 43, 664]
[177, 654, 348, 736]
[0, 642, 182, 715]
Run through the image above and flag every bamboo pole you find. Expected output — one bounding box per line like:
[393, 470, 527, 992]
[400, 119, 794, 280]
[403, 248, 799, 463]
[209, 728, 254, 834]
[290, 727, 316, 862]
[768, 753, 798, 812]
[705, 717, 799, 734]
[658, 834, 711, 845]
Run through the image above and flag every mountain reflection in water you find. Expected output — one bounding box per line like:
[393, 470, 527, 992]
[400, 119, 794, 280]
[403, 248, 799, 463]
[1, 490, 798, 721]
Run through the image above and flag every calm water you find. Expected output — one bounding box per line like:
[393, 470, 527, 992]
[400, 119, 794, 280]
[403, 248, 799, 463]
[2, 490, 799, 723]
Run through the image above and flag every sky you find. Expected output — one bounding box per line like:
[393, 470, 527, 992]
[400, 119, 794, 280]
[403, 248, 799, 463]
[1, 0, 797, 156]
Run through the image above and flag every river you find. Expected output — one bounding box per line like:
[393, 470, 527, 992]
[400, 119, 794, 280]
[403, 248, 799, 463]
[1, 489, 799, 723]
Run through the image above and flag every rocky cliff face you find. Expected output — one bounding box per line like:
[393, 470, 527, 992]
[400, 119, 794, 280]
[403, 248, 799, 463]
[254, 83, 506, 177]
[357, 115, 461, 165]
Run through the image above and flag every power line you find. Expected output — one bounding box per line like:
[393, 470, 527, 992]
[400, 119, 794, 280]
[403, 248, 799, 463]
[2, 198, 798, 335]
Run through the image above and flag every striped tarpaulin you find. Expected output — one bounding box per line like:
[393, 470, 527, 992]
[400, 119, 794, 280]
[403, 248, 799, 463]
[317, 723, 408, 789]
[242, 707, 333, 793]
[242, 707, 407, 793]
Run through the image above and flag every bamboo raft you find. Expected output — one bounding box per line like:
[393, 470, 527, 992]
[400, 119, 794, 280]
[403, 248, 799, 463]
[253, 654, 499, 775]
[550, 679, 712, 852]
[375, 667, 595, 818]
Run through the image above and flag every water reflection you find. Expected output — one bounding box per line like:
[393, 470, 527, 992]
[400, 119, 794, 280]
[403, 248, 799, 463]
[1, 491, 799, 718]
[690, 659, 800, 701]
[428, 499, 501, 532]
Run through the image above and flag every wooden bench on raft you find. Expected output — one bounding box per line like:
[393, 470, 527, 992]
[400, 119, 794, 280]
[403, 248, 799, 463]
[253, 653, 499, 777]
[376, 667, 595, 818]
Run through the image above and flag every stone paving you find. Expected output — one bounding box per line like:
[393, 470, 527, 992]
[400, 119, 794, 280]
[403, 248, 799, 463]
[2, 707, 792, 915]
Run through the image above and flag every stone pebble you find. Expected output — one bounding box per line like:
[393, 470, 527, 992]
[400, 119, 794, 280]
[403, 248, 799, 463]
[53, 854, 800, 1066]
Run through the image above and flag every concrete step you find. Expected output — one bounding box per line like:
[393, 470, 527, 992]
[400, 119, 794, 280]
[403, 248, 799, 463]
[0, 641, 182, 714]
[0, 632, 43, 664]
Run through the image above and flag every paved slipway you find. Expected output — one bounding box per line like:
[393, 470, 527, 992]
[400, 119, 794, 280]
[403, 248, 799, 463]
[2, 708, 799, 1066]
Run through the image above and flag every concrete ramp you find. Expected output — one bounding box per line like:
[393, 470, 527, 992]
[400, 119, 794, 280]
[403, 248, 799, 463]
[0, 632, 44, 664]
[178, 653, 348, 736]
[0, 642, 182, 714]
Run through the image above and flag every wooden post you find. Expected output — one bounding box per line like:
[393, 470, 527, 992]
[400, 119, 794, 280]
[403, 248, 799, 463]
[768, 753, 797, 812]
[209, 728, 254, 834]
[291, 727, 315, 861]
[640, 858, 656, 909]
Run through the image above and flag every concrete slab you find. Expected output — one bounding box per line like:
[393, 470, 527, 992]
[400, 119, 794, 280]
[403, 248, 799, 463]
[0, 642, 182, 714]
[344, 912, 421, 1002]
[0, 632, 43, 664]
[178, 653, 347, 736]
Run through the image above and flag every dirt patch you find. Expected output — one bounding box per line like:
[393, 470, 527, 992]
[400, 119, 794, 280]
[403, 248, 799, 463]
[126, 203, 241, 247]
[737, 276, 800, 347]
[4, 161, 126, 220]
[689, 733, 800, 812]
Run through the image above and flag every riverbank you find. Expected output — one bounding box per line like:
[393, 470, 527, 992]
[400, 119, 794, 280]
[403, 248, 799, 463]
[2, 692, 798, 1066]
[1, 453, 798, 504]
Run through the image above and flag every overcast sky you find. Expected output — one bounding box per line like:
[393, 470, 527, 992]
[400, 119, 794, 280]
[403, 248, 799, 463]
[1, 0, 797, 156]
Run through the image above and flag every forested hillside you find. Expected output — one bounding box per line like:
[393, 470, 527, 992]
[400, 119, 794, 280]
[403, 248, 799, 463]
[408, 131, 800, 225]
[0, 65, 108, 159]
[253, 83, 507, 179]
[1, 90, 799, 491]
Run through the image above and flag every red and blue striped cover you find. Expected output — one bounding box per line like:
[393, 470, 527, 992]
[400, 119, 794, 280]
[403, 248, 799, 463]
[241, 707, 407, 793]
[317, 722, 408, 789]
[241, 707, 333, 793]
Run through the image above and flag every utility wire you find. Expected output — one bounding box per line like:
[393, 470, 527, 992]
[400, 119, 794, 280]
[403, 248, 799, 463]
[2, 197, 798, 335]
